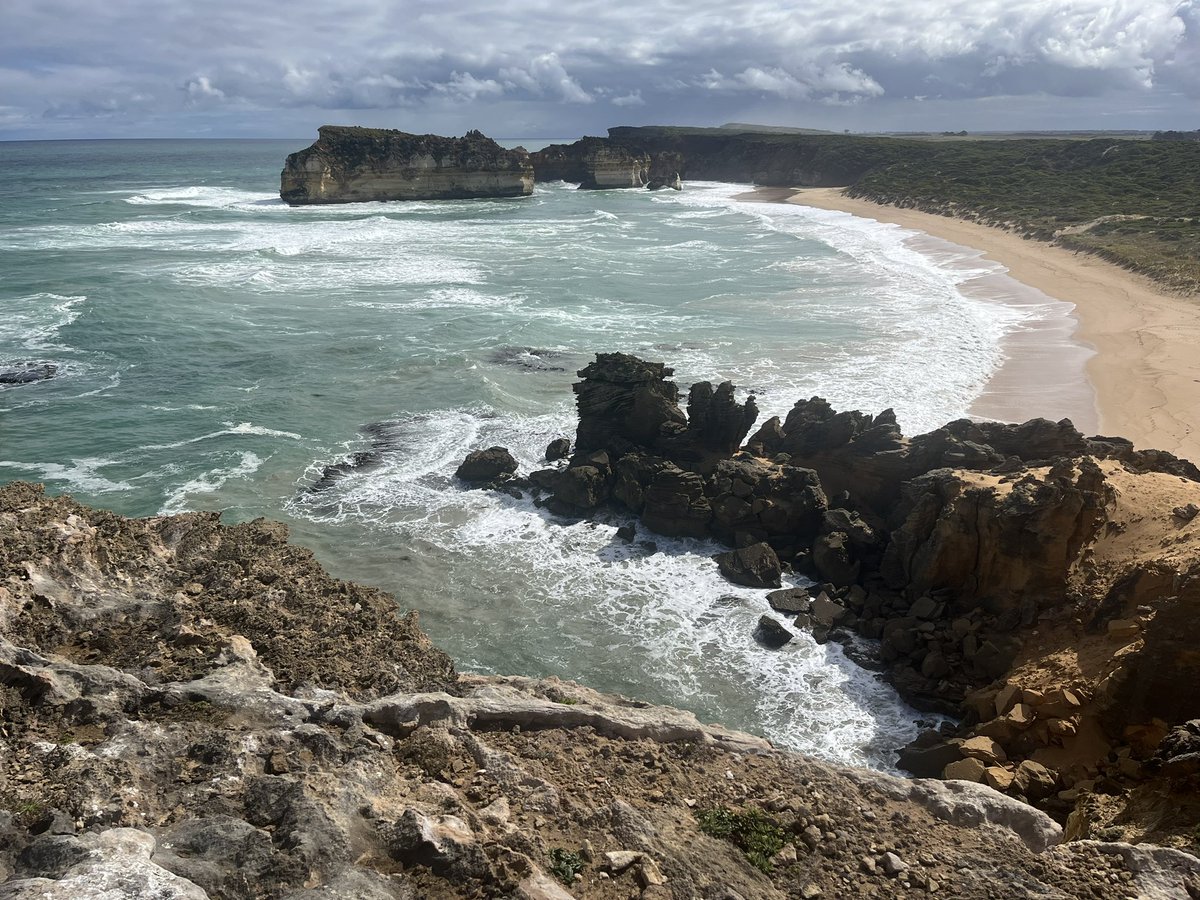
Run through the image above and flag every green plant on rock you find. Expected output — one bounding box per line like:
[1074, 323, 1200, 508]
[547, 847, 585, 885]
[696, 805, 785, 873]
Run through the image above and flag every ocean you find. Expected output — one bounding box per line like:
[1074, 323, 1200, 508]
[0, 138, 1077, 768]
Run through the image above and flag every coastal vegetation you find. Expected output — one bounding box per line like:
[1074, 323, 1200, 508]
[607, 126, 1200, 292]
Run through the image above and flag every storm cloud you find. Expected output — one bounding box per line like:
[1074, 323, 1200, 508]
[1, 0, 1195, 139]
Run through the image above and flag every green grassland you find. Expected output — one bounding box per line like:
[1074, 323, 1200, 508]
[846, 139, 1200, 292]
[611, 127, 1200, 293]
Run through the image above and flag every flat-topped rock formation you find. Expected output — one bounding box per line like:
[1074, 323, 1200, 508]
[280, 126, 534, 205]
[3, 481, 1199, 898]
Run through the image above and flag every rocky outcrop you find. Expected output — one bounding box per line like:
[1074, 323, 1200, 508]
[0, 363, 57, 386]
[646, 152, 683, 191]
[453, 353, 1200, 852]
[530, 140, 682, 191]
[530, 138, 649, 189]
[280, 126, 533, 205]
[4, 482, 1198, 899]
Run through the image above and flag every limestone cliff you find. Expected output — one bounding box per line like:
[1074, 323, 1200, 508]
[530, 139, 682, 191]
[279, 126, 533, 205]
[3, 482, 1198, 898]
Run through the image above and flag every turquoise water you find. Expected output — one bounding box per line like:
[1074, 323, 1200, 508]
[0, 139, 1046, 766]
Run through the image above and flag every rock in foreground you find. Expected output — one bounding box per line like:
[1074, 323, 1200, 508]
[4, 482, 1199, 898]
[280, 126, 534, 205]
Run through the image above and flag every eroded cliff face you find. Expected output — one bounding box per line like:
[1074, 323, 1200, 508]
[5, 483, 1200, 898]
[279, 126, 534, 205]
[529, 139, 681, 191]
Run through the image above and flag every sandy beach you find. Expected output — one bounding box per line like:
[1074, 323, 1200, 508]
[751, 186, 1200, 463]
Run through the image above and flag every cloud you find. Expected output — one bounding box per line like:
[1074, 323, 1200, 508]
[611, 90, 645, 107]
[499, 53, 593, 103]
[0, 0, 1194, 138]
[183, 76, 225, 106]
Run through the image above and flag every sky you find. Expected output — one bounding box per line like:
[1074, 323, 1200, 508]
[2, 0, 1196, 141]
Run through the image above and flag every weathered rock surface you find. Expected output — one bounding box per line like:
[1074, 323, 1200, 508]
[280, 126, 533, 205]
[3, 482, 1197, 899]
[0, 363, 57, 386]
[479, 353, 1200, 855]
[530, 138, 653, 189]
[455, 447, 519, 483]
[2, 482, 1200, 897]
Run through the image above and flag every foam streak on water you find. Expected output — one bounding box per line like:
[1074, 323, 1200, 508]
[0, 140, 1082, 768]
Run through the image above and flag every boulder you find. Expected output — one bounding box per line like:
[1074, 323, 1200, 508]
[552, 465, 609, 510]
[766, 588, 810, 614]
[942, 757, 987, 783]
[1012, 760, 1058, 800]
[897, 732, 963, 779]
[713, 543, 782, 589]
[545, 438, 571, 462]
[754, 616, 794, 649]
[456, 447, 518, 482]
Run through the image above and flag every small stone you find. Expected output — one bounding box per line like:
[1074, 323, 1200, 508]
[605, 850, 642, 873]
[1006, 703, 1035, 726]
[772, 843, 798, 866]
[801, 885, 823, 899]
[1013, 759, 1058, 800]
[1171, 502, 1199, 521]
[636, 858, 666, 887]
[881, 852, 908, 877]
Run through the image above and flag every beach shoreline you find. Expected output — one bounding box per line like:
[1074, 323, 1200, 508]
[744, 186, 1200, 462]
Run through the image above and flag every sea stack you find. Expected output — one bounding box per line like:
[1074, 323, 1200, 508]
[280, 126, 534, 205]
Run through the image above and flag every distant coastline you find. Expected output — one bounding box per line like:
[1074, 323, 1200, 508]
[746, 186, 1200, 463]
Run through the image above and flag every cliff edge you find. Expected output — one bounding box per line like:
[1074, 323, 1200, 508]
[4, 481, 1199, 898]
[279, 126, 534, 205]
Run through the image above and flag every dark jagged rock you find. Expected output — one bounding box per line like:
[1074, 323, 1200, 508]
[308, 419, 417, 492]
[455, 447, 518, 483]
[640, 464, 712, 538]
[544, 438, 571, 462]
[489, 346, 568, 373]
[280, 126, 534, 205]
[713, 542, 782, 589]
[678, 381, 759, 464]
[0, 362, 57, 385]
[572, 353, 687, 458]
[766, 587, 811, 614]
[754, 615, 794, 649]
